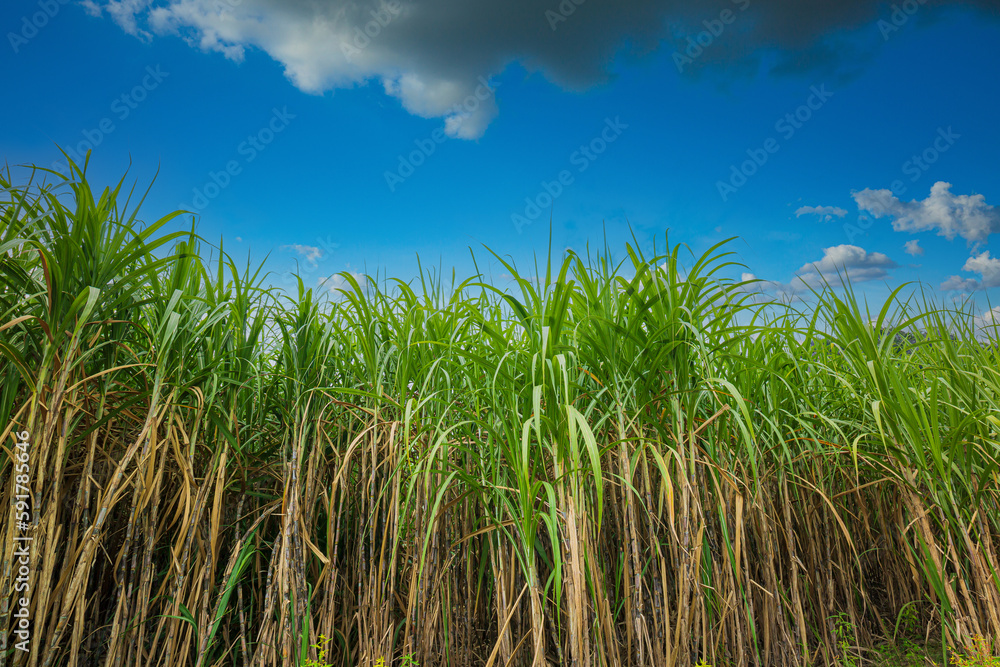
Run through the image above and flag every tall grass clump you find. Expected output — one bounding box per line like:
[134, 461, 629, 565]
[1, 161, 998, 666]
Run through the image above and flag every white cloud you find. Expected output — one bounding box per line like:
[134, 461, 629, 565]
[965, 251, 1000, 287]
[853, 182, 1000, 246]
[318, 271, 366, 294]
[974, 306, 1000, 338]
[795, 205, 848, 222]
[105, 0, 154, 38]
[282, 243, 324, 265]
[80, 0, 103, 17]
[941, 250, 1000, 292]
[739, 272, 802, 302]
[795, 244, 897, 286]
[941, 275, 980, 292]
[742, 244, 896, 300]
[903, 239, 924, 256]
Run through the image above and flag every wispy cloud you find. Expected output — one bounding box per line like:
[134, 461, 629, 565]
[282, 244, 324, 265]
[795, 205, 848, 222]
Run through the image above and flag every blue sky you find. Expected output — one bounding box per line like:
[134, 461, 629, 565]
[2, 0, 1000, 310]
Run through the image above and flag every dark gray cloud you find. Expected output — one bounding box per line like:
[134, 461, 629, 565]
[89, 0, 1000, 136]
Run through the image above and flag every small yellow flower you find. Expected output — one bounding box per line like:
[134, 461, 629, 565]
[950, 634, 1000, 667]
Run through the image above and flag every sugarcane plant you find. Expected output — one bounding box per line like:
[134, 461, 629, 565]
[0, 159, 998, 667]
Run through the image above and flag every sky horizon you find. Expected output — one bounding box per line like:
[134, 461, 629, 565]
[3, 0, 1000, 317]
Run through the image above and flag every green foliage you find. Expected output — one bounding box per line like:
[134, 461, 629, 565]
[2, 159, 999, 667]
[951, 636, 1000, 667]
[895, 603, 925, 667]
[371, 655, 417, 667]
[831, 612, 859, 667]
[303, 635, 332, 667]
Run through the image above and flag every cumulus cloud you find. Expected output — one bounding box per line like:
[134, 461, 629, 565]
[743, 244, 897, 300]
[940, 275, 980, 291]
[85, 0, 1000, 137]
[795, 205, 848, 221]
[853, 182, 1000, 246]
[941, 250, 1000, 291]
[965, 251, 1000, 287]
[903, 239, 924, 256]
[282, 243, 324, 265]
[796, 243, 897, 285]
